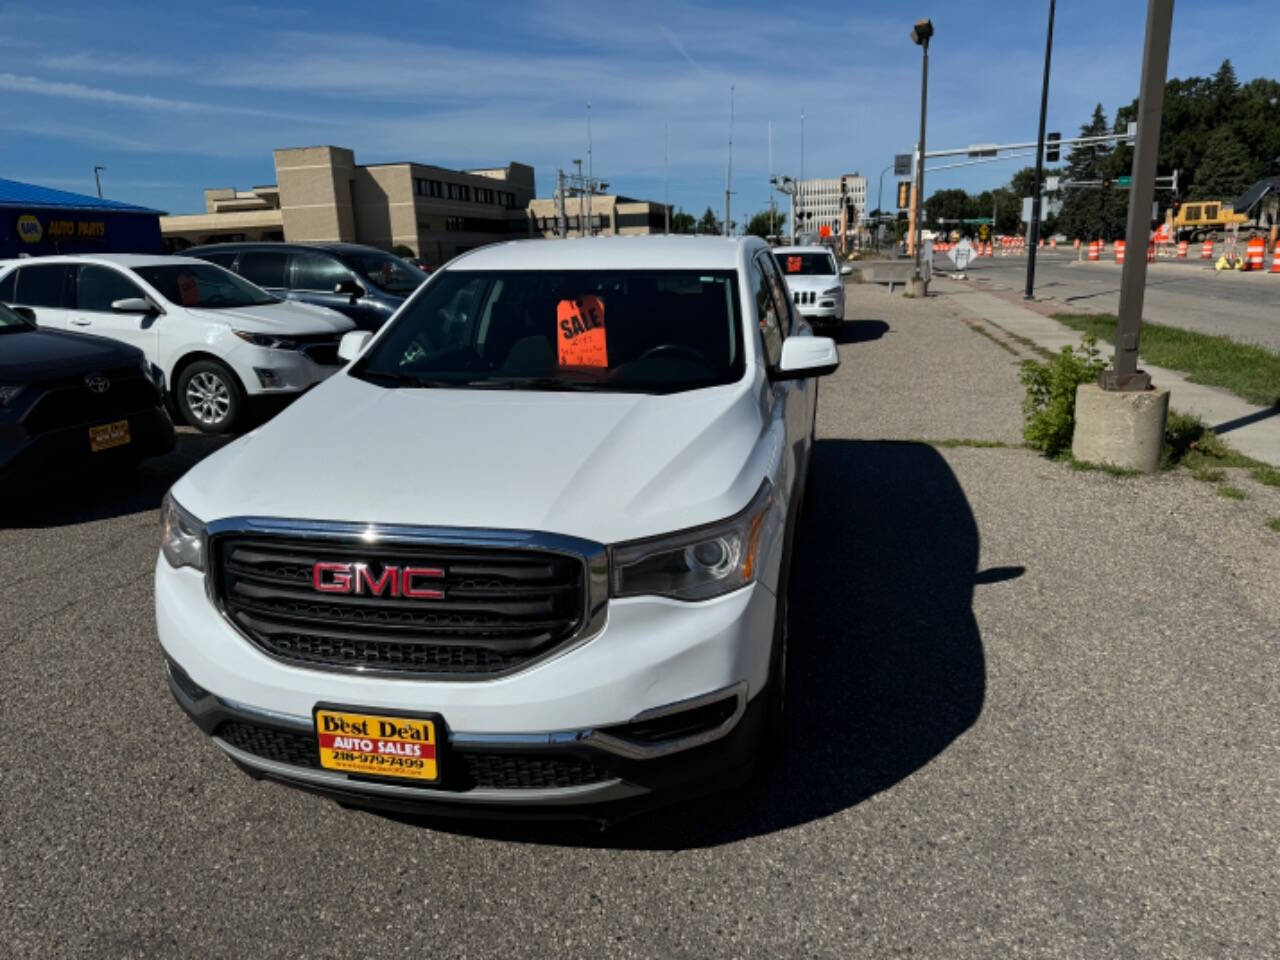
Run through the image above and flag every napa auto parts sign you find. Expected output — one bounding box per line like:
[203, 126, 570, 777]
[16, 212, 107, 242]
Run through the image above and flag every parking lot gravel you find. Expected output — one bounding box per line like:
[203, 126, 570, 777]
[2, 282, 1277, 958]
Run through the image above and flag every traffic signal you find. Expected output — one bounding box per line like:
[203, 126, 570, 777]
[896, 180, 911, 209]
[1046, 132, 1060, 163]
[1102, 178, 1112, 190]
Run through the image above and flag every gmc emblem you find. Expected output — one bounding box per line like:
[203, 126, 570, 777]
[312, 562, 444, 600]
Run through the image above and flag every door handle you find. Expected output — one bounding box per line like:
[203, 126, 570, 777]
[70, 319, 92, 326]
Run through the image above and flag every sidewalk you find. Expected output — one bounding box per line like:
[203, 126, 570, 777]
[934, 279, 1280, 467]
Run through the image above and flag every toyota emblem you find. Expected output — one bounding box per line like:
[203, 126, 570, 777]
[84, 374, 111, 394]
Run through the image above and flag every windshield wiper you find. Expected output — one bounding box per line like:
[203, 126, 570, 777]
[358, 370, 465, 388]
[464, 376, 603, 391]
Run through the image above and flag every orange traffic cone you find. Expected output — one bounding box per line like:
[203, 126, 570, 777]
[1200, 239, 1214, 259]
[1115, 240, 1126, 264]
[1176, 240, 1188, 259]
[1270, 244, 1280, 274]
[1243, 236, 1266, 271]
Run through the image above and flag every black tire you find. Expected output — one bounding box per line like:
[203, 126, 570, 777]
[176, 359, 243, 434]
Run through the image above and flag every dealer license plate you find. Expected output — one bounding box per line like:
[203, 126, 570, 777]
[314, 706, 440, 783]
[89, 419, 131, 452]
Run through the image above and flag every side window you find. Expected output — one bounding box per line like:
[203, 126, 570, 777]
[759, 254, 796, 336]
[198, 251, 238, 270]
[77, 265, 146, 312]
[13, 264, 73, 308]
[748, 257, 783, 368]
[0, 271, 14, 303]
[291, 253, 353, 292]
[238, 251, 289, 288]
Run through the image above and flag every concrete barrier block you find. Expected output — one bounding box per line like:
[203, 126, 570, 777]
[1071, 382, 1170, 474]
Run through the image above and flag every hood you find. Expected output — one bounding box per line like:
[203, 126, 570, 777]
[0, 327, 141, 381]
[781, 274, 840, 293]
[175, 373, 767, 545]
[183, 300, 354, 335]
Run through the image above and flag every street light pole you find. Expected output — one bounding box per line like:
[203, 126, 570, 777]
[1024, 0, 1056, 300]
[876, 161, 893, 252]
[1101, 0, 1174, 391]
[93, 165, 105, 199]
[910, 19, 933, 292]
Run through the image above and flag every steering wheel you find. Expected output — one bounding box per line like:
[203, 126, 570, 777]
[636, 344, 708, 365]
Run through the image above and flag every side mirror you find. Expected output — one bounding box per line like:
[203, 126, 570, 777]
[840, 264, 853, 275]
[771, 336, 839, 381]
[11, 305, 36, 323]
[337, 330, 373, 363]
[334, 280, 366, 300]
[111, 297, 160, 315]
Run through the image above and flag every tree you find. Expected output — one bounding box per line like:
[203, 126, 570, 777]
[671, 211, 696, 234]
[1193, 128, 1256, 199]
[744, 208, 786, 239]
[696, 207, 722, 235]
[922, 188, 973, 228]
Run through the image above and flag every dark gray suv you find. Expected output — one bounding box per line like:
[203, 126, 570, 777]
[184, 242, 427, 332]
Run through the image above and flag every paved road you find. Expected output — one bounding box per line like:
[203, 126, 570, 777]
[3, 290, 1278, 958]
[950, 248, 1280, 350]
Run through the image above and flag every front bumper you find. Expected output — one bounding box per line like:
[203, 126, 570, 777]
[0, 404, 175, 481]
[167, 659, 763, 821]
[157, 556, 777, 817]
[227, 342, 341, 396]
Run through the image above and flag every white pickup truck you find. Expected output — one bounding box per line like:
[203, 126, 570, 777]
[157, 235, 838, 821]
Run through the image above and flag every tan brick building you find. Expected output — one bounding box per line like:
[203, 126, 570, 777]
[161, 145, 536, 264]
[527, 195, 670, 238]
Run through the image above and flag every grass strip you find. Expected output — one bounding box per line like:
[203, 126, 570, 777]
[1052, 313, 1280, 408]
[1267, 517, 1280, 533]
[963, 322, 1020, 356]
[1217, 484, 1247, 500]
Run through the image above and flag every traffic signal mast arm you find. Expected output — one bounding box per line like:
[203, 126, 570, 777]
[922, 130, 1134, 160]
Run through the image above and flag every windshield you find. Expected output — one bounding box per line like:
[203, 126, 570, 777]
[352, 269, 745, 394]
[0, 302, 31, 332]
[130, 263, 280, 309]
[778, 252, 838, 276]
[340, 252, 428, 296]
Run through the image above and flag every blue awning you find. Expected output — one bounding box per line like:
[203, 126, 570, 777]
[0, 177, 162, 214]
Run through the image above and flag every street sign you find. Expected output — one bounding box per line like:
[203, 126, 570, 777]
[1045, 176, 1059, 192]
[979, 224, 990, 240]
[967, 144, 998, 158]
[1117, 176, 1132, 187]
[952, 237, 975, 269]
[894, 153, 912, 176]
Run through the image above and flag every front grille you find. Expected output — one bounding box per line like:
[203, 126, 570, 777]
[793, 290, 815, 305]
[214, 720, 612, 789]
[295, 335, 341, 366]
[459, 753, 611, 789]
[213, 535, 586, 677]
[23, 372, 159, 433]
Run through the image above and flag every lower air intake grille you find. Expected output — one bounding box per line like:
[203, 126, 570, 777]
[213, 720, 613, 790]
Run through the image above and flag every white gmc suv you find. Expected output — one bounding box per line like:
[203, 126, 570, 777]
[157, 235, 838, 821]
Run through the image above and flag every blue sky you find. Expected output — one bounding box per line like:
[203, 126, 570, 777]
[1, 0, 1276, 220]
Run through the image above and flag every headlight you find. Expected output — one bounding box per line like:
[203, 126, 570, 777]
[233, 330, 299, 350]
[822, 286, 843, 296]
[610, 480, 780, 601]
[0, 383, 25, 407]
[161, 492, 206, 571]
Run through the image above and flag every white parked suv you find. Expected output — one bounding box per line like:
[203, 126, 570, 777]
[771, 245, 852, 334]
[0, 254, 354, 433]
[157, 235, 839, 821]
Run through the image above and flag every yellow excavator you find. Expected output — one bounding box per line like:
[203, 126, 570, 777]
[1172, 200, 1248, 239]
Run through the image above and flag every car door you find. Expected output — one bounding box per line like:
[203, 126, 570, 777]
[288, 252, 373, 326]
[748, 254, 803, 505]
[70, 264, 160, 368]
[757, 252, 815, 486]
[235, 249, 290, 300]
[8, 263, 76, 330]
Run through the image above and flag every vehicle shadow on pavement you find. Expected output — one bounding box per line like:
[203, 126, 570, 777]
[393, 439, 989, 849]
[0, 430, 233, 529]
[834, 319, 889, 345]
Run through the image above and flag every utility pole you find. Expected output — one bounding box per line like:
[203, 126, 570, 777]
[1100, 0, 1173, 392]
[664, 115, 670, 234]
[724, 85, 735, 237]
[93, 165, 105, 199]
[768, 121, 776, 238]
[1024, 0, 1056, 299]
[587, 103, 593, 236]
[573, 158, 584, 237]
[555, 169, 566, 238]
[910, 19, 934, 294]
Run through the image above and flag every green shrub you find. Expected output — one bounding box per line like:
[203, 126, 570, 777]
[1019, 334, 1106, 456]
[1267, 517, 1280, 533]
[391, 244, 415, 257]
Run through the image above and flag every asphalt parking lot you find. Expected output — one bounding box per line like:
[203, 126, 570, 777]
[3, 284, 1278, 958]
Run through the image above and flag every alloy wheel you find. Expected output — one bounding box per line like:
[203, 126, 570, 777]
[185, 371, 231, 426]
